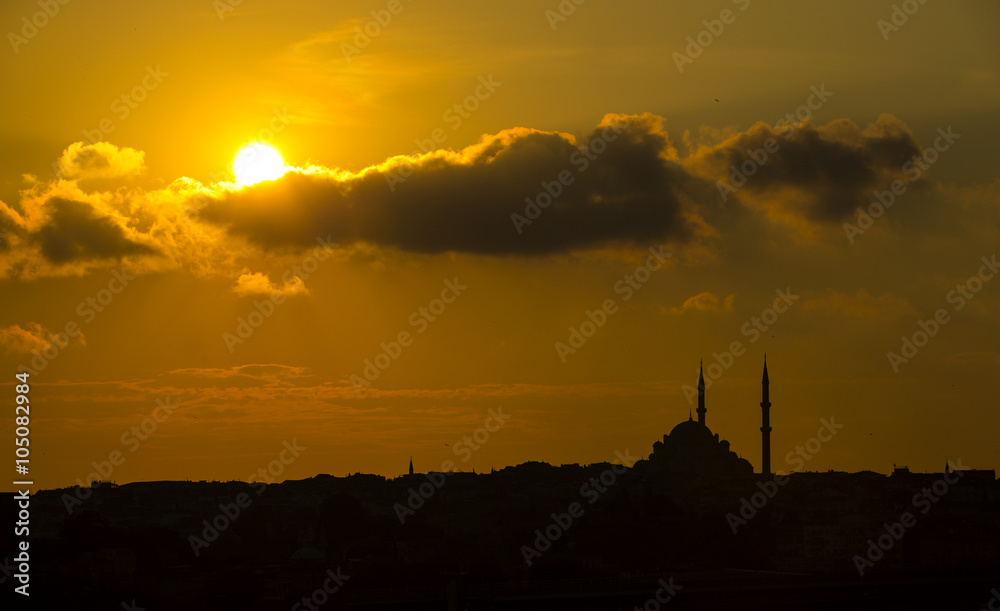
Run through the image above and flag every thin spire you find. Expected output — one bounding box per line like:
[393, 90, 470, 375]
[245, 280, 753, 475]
[760, 355, 772, 475]
[696, 359, 706, 426]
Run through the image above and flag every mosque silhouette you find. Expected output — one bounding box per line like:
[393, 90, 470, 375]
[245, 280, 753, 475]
[648, 357, 771, 477]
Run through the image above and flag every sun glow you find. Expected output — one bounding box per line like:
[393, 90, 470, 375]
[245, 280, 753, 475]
[233, 143, 286, 186]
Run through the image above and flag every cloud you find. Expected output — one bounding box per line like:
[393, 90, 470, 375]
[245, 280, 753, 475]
[0, 215, 16, 254]
[57, 142, 145, 180]
[803, 289, 917, 320]
[31, 198, 158, 264]
[666, 291, 736, 315]
[0, 322, 85, 355]
[167, 364, 312, 383]
[0, 166, 225, 279]
[198, 113, 702, 255]
[197, 113, 926, 256]
[233, 270, 310, 297]
[0, 114, 934, 279]
[685, 113, 922, 224]
[0, 143, 164, 277]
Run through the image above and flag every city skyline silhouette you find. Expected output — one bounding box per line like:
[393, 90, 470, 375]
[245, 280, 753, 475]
[2, 0, 998, 608]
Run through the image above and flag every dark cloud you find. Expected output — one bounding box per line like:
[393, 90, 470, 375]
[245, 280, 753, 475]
[67, 147, 111, 172]
[198, 113, 923, 256]
[199, 114, 700, 255]
[0, 211, 19, 253]
[691, 114, 922, 221]
[4, 114, 922, 278]
[31, 198, 158, 264]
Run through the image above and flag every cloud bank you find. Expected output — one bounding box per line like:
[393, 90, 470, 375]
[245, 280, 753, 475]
[0, 113, 929, 279]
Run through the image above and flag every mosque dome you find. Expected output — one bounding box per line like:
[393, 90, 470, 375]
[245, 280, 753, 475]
[668, 418, 714, 441]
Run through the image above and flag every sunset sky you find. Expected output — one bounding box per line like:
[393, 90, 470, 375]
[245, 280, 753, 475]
[1, 0, 998, 491]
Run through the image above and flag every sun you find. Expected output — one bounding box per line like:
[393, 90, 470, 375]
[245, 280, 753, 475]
[233, 143, 286, 186]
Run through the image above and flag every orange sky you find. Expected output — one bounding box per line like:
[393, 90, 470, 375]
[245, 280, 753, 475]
[1, 0, 999, 491]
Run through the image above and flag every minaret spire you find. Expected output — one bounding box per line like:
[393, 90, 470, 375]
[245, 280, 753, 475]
[408, 456, 414, 476]
[697, 359, 706, 426]
[760, 355, 772, 475]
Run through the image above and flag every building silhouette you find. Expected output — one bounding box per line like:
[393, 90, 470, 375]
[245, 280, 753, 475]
[4, 356, 998, 610]
[646, 359, 765, 477]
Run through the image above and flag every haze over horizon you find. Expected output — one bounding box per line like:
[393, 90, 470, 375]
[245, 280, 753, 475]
[1, 0, 999, 492]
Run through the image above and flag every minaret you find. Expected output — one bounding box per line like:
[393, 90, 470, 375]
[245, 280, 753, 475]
[697, 360, 706, 426]
[409, 456, 414, 476]
[760, 355, 772, 475]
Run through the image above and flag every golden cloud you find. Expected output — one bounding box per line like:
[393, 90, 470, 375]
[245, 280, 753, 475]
[666, 291, 736, 315]
[233, 270, 310, 297]
[0, 322, 85, 355]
